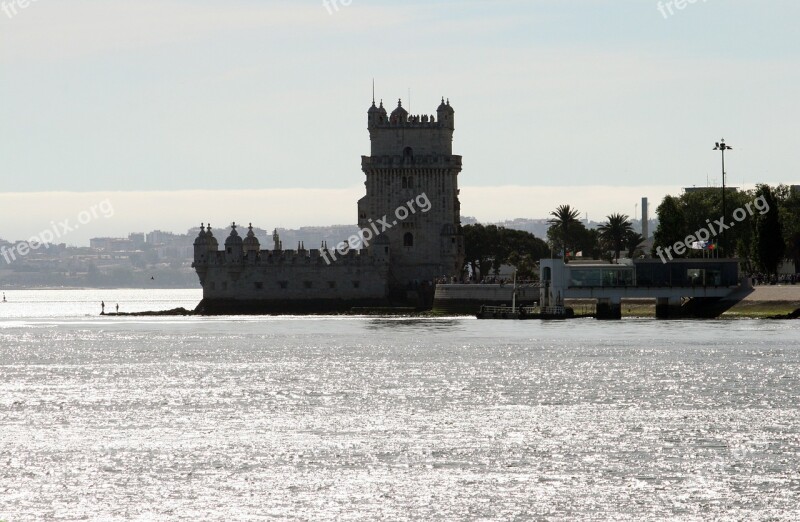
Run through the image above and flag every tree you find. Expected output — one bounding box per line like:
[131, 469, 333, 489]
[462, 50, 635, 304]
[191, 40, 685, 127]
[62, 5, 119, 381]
[547, 220, 599, 259]
[463, 224, 494, 280]
[753, 184, 785, 275]
[463, 224, 548, 280]
[653, 195, 687, 256]
[598, 213, 633, 260]
[625, 231, 645, 259]
[507, 252, 538, 280]
[548, 205, 581, 261]
[778, 185, 800, 273]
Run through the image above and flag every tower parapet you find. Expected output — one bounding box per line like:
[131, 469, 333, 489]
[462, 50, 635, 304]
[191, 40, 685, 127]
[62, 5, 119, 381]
[368, 98, 453, 128]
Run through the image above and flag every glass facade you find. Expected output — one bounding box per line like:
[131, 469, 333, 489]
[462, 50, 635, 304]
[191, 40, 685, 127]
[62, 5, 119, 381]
[569, 267, 636, 288]
[633, 260, 738, 287]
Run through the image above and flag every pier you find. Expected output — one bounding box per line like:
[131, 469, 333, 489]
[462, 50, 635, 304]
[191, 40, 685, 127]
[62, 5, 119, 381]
[434, 258, 744, 319]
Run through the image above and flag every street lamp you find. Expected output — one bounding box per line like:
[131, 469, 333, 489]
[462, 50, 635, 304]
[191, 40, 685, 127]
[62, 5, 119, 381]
[713, 139, 733, 256]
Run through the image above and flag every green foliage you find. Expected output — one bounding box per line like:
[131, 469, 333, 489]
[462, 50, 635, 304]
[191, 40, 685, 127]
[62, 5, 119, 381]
[462, 224, 548, 279]
[753, 184, 785, 275]
[598, 213, 633, 260]
[653, 184, 797, 271]
[546, 217, 601, 260]
[548, 205, 581, 261]
[626, 231, 645, 258]
[652, 196, 687, 256]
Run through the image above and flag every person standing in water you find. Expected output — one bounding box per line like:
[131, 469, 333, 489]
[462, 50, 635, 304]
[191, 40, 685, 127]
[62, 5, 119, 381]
[101, 301, 105, 314]
[116, 303, 119, 314]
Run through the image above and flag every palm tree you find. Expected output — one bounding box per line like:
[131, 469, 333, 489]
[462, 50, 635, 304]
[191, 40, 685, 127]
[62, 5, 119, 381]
[598, 213, 633, 260]
[625, 231, 645, 259]
[549, 205, 581, 260]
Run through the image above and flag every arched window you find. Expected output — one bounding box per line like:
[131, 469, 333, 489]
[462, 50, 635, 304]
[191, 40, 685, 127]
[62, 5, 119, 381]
[403, 147, 413, 161]
[404, 233, 414, 247]
[401, 177, 408, 188]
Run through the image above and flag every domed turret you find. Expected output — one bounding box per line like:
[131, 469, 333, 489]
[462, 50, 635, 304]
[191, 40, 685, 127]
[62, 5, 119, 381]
[390, 99, 408, 124]
[368, 99, 388, 127]
[194, 223, 208, 247]
[193, 223, 208, 264]
[243, 223, 260, 255]
[206, 224, 219, 252]
[437, 97, 455, 129]
[225, 222, 244, 263]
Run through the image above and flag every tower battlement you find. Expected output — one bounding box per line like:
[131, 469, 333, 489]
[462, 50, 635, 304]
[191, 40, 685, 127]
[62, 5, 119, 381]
[367, 97, 456, 158]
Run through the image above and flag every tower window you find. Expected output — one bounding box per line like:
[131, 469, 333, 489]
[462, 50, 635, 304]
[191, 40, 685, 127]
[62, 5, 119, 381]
[404, 233, 414, 247]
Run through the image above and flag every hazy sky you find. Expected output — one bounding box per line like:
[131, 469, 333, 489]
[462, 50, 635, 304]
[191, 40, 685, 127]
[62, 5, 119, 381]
[1, 0, 799, 243]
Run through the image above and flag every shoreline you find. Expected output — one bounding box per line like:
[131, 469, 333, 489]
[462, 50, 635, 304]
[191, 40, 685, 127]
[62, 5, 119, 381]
[102, 302, 800, 320]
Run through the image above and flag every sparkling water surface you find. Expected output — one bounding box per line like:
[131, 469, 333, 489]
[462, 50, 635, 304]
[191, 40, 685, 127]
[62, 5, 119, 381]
[1, 290, 799, 520]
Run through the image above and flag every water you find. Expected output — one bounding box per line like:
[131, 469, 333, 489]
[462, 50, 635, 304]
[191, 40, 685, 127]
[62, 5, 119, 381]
[0, 289, 202, 319]
[2, 290, 800, 520]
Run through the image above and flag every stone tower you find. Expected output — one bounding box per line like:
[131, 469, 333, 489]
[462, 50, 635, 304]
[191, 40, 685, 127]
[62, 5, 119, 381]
[358, 97, 465, 289]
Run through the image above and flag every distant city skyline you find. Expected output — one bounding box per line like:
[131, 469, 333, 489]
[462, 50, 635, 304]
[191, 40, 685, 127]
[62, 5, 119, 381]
[0, 183, 783, 247]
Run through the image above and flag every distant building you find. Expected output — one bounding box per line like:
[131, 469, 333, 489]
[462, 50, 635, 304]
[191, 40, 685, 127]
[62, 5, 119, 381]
[89, 237, 135, 252]
[146, 230, 177, 245]
[791, 185, 800, 194]
[128, 233, 145, 247]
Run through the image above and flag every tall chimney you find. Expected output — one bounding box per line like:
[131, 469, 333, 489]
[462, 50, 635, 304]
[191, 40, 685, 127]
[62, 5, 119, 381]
[641, 197, 649, 239]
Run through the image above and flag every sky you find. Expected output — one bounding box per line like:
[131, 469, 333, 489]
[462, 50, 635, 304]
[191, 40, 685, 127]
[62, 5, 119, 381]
[1, 0, 799, 244]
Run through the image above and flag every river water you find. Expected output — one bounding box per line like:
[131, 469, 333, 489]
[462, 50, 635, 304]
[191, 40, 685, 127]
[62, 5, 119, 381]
[1, 290, 799, 520]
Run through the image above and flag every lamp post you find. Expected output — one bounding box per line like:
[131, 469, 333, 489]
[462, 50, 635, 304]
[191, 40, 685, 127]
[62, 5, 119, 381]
[713, 139, 732, 256]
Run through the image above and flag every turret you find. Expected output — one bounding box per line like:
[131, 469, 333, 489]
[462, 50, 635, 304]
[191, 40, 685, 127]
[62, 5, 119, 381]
[206, 224, 218, 253]
[368, 100, 387, 128]
[390, 99, 408, 124]
[225, 222, 244, 263]
[437, 97, 454, 130]
[193, 223, 208, 264]
[243, 223, 260, 260]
